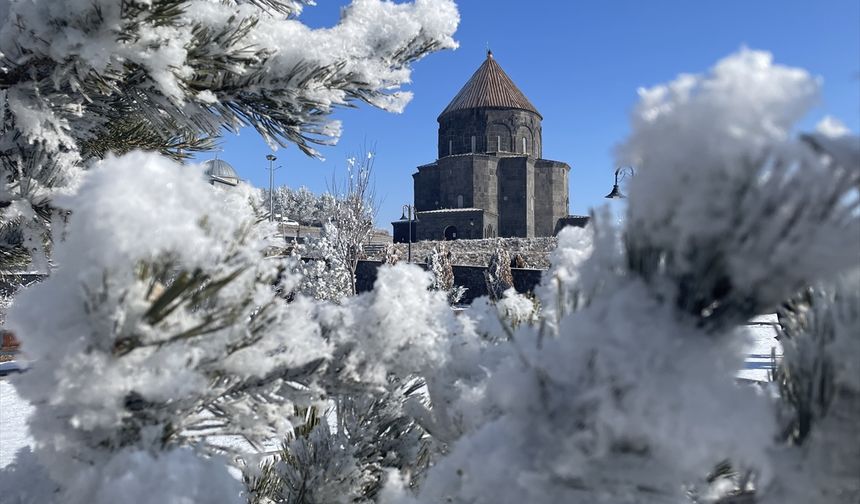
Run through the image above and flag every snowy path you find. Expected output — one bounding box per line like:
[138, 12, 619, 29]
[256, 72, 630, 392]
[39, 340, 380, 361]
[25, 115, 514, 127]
[0, 377, 33, 468]
[739, 317, 782, 382]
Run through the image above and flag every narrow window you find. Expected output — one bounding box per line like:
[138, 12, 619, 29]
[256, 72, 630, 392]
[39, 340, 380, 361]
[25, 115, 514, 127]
[448, 139, 453, 156]
[471, 135, 476, 153]
[522, 137, 527, 154]
[457, 194, 464, 208]
[497, 135, 501, 151]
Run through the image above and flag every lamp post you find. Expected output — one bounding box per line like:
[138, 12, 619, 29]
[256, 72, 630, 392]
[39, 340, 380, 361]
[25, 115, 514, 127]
[266, 154, 278, 221]
[400, 204, 417, 262]
[605, 166, 635, 199]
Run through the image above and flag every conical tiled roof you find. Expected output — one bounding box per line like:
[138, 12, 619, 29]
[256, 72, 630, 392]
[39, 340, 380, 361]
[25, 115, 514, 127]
[439, 51, 540, 119]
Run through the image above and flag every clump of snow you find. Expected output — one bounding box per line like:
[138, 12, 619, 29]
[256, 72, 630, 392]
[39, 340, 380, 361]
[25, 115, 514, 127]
[3, 152, 332, 501]
[319, 264, 458, 385]
[493, 288, 536, 327]
[617, 48, 859, 323]
[411, 237, 776, 504]
[815, 115, 851, 137]
[535, 225, 595, 321]
[617, 47, 820, 240]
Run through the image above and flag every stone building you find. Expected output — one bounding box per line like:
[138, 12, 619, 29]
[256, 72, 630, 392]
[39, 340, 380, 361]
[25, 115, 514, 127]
[393, 51, 571, 242]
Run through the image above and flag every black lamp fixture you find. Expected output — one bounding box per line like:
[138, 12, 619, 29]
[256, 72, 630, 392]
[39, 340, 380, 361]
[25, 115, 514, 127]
[605, 166, 635, 199]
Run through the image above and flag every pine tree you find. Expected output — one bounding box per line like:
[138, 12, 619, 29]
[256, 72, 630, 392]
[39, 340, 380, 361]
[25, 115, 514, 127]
[0, 2, 460, 502]
[427, 243, 465, 304]
[484, 242, 513, 301]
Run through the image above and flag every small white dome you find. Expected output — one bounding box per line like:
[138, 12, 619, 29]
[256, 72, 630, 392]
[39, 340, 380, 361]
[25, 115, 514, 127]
[203, 159, 239, 186]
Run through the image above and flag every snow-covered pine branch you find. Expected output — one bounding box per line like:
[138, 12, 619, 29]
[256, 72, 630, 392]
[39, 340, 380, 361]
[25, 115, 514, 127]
[484, 243, 513, 301]
[2, 152, 462, 503]
[766, 276, 860, 503]
[382, 48, 860, 504]
[0, 0, 459, 270]
[2, 6, 858, 500]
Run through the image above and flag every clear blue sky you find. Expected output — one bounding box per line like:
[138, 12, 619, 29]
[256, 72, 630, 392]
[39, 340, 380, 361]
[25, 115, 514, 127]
[193, 0, 860, 227]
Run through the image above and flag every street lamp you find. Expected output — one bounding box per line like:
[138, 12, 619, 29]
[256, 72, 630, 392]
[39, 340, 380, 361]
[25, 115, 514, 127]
[605, 166, 635, 199]
[400, 204, 417, 262]
[266, 154, 278, 221]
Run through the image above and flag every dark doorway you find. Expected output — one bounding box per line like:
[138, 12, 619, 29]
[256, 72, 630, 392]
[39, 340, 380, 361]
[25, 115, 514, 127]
[444, 225, 458, 240]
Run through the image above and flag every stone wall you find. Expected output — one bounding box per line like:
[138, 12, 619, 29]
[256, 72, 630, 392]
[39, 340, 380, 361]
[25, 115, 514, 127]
[413, 208, 485, 241]
[410, 152, 568, 240]
[367, 236, 560, 269]
[442, 156, 476, 211]
[497, 156, 532, 237]
[413, 162, 440, 211]
[355, 260, 544, 304]
[437, 108, 543, 159]
[534, 159, 570, 237]
[391, 220, 417, 244]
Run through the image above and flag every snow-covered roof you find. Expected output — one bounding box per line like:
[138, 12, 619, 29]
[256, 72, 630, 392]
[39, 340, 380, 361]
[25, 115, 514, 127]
[203, 159, 239, 186]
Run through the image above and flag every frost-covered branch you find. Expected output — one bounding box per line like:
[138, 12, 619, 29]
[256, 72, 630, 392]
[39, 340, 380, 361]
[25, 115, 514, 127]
[383, 48, 860, 504]
[0, 0, 459, 270]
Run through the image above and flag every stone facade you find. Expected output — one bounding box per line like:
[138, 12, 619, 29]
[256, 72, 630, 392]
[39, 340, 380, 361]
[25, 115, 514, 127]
[437, 108, 543, 159]
[394, 51, 571, 242]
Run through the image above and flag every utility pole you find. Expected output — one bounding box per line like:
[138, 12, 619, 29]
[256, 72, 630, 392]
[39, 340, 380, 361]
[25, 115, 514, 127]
[401, 204, 416, 262]
[266, 154, 277, 222]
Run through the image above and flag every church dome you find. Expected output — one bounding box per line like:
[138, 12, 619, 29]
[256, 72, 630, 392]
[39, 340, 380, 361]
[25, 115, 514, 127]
[436, 51, 543, 159]
[438, 50, 541, 119]
[203, 159, 239, 186]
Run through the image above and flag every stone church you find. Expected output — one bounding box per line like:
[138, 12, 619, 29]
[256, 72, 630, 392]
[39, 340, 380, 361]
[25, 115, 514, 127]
[393, 50, 576, 242]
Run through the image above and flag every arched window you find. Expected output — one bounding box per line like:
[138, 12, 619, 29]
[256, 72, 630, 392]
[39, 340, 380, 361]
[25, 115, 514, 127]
[471, 135, 476, 153]
[487, 123, 511, 152]
[522, 137, 527, 154]
[444, 226, 458, 240]
[457, 194, 464, 208]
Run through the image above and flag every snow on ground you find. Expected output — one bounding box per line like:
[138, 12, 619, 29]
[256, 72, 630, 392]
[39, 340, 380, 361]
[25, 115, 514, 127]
[738, 314, 782, 382]
[0, 377, 33, 468]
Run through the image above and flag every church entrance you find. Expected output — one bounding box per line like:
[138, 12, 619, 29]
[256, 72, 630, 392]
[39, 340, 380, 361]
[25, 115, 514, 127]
[443, 225, 458, 240]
